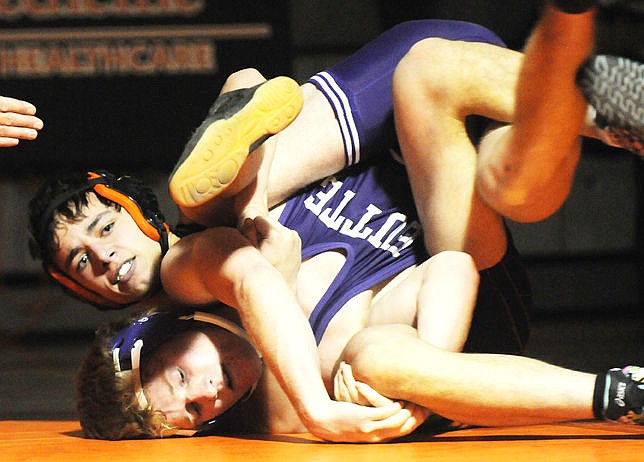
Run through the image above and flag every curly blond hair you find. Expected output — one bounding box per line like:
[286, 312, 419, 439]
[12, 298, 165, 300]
[74, 309, 173, 439]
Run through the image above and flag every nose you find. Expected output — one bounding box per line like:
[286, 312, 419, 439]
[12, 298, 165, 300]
[186, 378, 219, 421]
[186, 376, 218, 401]
[87, 242, 117, 268]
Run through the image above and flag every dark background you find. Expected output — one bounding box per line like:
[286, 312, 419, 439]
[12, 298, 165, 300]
[0, 1, 292, 173]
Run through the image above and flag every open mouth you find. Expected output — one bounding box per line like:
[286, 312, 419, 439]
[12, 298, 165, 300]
[115, 258, 134, 284]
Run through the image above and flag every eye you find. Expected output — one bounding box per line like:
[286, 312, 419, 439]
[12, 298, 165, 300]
[101, 221, 114, 235]
[178, 368, 186, 384]
[75, 253, 89, 272]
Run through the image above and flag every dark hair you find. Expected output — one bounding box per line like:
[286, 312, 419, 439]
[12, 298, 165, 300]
[27, 170, 167, 308]
[30, 170, 111, 262]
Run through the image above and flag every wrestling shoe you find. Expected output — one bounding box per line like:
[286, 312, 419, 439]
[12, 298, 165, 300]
[601, 366, 643, 424]
[169, 76, 303, 208]
[576, 55, 644, 157]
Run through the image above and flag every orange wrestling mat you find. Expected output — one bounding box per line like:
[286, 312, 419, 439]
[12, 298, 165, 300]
[1, 420, 642, 461]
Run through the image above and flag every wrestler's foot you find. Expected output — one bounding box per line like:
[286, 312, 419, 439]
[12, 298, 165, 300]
[550, 0, 596, 13]
[577, 55, 644, 157]
[601, 366, 643, 424]
[169, 76, 303, 208]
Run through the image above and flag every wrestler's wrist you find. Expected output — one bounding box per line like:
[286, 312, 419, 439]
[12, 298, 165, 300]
[297, 396, 339, 436]
[299, 395, 331, 422]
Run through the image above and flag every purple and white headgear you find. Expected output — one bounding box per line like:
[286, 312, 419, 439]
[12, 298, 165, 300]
[109, 309, 258, 435]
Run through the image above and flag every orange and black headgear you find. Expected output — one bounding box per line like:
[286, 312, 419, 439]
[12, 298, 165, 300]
[28, 171, 170, 310]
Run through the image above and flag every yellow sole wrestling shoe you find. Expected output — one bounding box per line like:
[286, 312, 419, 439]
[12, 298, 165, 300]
[169, 76, 303, 208]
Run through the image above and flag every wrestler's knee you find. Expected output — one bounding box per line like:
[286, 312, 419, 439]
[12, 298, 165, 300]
[476, 125, 580, 223]
[340, 324, 417, 381]
[428, 251, 479, 283]
[393, 38, 479, 115]
[393, 38, 454, 98]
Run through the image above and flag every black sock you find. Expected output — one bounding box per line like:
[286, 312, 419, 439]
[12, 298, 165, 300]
[592, 372, 607, 420]
[551, 0, 596, 13]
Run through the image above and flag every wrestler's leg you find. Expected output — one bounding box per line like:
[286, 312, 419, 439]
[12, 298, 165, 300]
[392, 4, 599, 258]
[265, 82, 346, 206]
[172, 20, 512, 227]
[269, 20, 504, 207]
[341, 324, 596, 427]
[475, 2, 595, 223]
[196, 70, 349, 209]
[170, 70, 346, 226]
[392, 38, 518, 269]
[389, 31, 535, 354]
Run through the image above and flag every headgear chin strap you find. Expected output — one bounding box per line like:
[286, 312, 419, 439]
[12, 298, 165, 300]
[38, 171, 170, 309]
[110, 310, 262, 436]
[49, 266, 124, 309]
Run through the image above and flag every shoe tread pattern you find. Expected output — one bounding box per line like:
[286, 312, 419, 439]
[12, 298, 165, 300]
[576, 55, 643, 156]
[170, 77, 303, 207]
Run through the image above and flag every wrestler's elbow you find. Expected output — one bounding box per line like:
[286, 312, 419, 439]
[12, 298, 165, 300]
[232, 257, 283, 306]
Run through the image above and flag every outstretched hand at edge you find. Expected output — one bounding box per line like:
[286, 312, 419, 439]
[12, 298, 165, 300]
[0, 96, 43, 147]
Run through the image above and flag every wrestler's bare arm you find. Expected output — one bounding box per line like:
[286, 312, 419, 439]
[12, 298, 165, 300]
[160, 226, 419, 443]
[369, 251, 479, 352]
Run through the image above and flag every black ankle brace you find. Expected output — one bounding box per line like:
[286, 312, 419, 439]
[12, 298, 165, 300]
[551, 0, 596, 13]
[594, 367, 644, 423]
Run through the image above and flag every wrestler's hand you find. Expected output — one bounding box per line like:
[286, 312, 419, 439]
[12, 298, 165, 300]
[334, 361, 370, 405]
[240, 215, 301, 288]
[305, 397, 428, 443]
[333, 361, 431, 438]
[0, 96, 43, 147]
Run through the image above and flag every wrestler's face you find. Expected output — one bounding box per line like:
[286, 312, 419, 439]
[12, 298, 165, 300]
[52, 193, 163, 305]
[143, 327, 262, 430]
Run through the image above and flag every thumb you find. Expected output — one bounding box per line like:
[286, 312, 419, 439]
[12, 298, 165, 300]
[239, 217, 259, 247]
